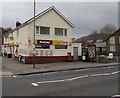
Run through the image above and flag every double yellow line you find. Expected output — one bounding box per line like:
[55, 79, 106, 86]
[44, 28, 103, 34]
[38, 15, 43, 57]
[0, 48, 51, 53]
[0, 75, 12, 77]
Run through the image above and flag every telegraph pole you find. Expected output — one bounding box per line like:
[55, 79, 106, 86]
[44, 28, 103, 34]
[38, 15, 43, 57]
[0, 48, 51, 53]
[33, 0, 36, 68]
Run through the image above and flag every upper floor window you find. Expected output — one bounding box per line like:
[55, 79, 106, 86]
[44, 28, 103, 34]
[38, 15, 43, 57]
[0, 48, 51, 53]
[110, 45, 116, 52]
[55, 28, 67, 36]
[109, 36, 115, 44]
[36, 26, 50, 35]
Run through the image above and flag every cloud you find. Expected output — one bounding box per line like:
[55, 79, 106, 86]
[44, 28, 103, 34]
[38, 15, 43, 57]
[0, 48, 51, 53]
[2, 2, 118, 38]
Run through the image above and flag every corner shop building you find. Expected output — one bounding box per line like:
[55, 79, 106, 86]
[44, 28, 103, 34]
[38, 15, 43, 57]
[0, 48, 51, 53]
[3, 6, 82, 64]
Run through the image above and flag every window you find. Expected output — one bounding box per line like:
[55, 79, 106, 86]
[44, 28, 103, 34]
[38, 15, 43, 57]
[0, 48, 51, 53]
[36, 26, 50, 35]
[109, 36, 115, 44]
[55, 28, 67, 36]
[40, 27, 50, 35]
[55, 45, 67, 49]
[35, 45, 50, 49]
[110, 45, 116, 52]
[36, 26, 39, 35]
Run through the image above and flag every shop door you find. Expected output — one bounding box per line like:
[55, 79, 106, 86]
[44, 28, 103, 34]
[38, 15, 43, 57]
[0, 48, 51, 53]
[73, 47, 78, 60]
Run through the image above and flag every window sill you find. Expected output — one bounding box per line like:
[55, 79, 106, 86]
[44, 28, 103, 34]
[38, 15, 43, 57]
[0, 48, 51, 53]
[54, 35, 67, 37]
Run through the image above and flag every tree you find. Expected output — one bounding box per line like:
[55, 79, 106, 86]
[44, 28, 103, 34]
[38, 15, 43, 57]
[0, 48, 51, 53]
[100, 24, 117, 34]
[89, 30, 98, 35]
[2, 27, 12, 35]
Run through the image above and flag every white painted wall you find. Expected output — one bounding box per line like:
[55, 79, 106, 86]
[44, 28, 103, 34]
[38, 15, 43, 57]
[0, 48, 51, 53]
[4, 9, 82, 57]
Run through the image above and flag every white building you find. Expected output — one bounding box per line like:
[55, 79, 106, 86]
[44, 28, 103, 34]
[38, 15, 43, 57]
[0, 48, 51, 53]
[3, 6, 82, 63]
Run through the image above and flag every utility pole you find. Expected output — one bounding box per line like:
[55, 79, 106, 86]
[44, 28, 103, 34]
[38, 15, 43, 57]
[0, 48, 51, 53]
[33, 0, 36, 68]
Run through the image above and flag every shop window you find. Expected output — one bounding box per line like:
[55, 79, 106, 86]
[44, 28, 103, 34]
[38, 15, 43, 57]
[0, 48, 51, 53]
[36, 26, 50, 35]
[55, 45, 67, 49]
[110, 45, 116, 52]
[35, 45, 50, 49]
[109, 36, 115, 44]
[55, 28, 67, 36]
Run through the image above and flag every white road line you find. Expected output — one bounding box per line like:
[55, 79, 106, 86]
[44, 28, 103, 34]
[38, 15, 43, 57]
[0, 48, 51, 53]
[111, 94, 120, 97]
[31, 83, 39, 87]
[31, 70, 119, 86]
[36, 75, 89, 84]
[37, 79, 65, 84]
[112, 71, 120, 75]
[90, 73, 111, 77]
[12, 76, 17, 77]
[68, 75, 89, 81]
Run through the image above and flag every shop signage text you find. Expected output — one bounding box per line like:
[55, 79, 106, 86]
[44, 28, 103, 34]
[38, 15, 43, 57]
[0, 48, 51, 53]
[37, 40, 52, 45]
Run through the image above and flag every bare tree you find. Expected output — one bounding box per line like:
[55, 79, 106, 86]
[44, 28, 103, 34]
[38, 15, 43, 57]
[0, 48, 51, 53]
[4, 27, 12, 32]
[100, 24, 117, 34]
[89, 30, 98, 35]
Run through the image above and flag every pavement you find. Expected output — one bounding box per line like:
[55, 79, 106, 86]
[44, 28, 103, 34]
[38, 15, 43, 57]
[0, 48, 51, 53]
[0, 56, 119, 77]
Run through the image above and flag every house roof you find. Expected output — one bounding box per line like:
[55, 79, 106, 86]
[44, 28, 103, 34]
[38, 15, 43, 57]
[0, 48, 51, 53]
[4, 6, 75, 36]
[76, 33, 111, 45]
[105, 28, 120, 41]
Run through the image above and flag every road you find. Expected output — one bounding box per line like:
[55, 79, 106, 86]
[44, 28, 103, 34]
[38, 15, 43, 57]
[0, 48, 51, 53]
[2, 65, 119, 96]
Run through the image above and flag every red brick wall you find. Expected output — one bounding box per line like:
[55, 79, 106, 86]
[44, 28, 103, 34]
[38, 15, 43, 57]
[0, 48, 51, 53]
[17, 56, 82, 64]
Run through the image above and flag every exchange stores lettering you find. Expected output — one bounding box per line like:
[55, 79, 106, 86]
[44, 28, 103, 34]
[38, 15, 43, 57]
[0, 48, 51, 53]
[35, 40, 68, 49]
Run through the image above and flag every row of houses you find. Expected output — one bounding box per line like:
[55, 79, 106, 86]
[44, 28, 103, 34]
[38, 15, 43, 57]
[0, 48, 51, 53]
[0, 6, 119, 64]
[76, 29, 120, 62]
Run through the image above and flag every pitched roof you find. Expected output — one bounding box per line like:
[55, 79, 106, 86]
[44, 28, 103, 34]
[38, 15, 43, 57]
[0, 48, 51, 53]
[4, 6, 74, 36]
[105, 28, 120, 41]
[76, 33, 111, 45]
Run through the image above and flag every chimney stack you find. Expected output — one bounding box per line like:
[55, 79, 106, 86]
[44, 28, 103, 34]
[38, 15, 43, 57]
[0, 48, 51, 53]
[16, 21, 21, 27]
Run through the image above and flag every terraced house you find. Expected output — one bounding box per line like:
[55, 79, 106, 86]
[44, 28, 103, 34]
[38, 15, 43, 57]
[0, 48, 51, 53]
[3, 6, 82, 64]
[106, 28, 120, 61]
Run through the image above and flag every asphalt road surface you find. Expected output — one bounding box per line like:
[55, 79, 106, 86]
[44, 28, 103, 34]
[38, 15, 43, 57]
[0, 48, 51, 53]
[2, 65, 119, 96]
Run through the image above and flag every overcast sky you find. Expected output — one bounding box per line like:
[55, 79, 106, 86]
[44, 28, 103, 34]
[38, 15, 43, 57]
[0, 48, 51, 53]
[1, 2, 119, 38]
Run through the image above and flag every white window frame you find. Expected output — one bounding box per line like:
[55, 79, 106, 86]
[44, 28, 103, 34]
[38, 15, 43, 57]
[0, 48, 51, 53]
[110, 45, 116, 52]
[109, 36, 115, 44]
[35, 26, 40, 35]
[35, 26, 50, 35]
[55, 28, 67, 36]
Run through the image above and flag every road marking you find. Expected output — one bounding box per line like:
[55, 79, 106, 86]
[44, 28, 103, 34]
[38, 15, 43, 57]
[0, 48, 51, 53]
[0, 75, 12, 77]
[111, 71, 120, 75]
[12, 76, 17, 77]
[31, 70, 119, 86]
[90, 73, 111, 77]
[111, 94, 120, 97]
[37, 79, 65, 84]
[31, 83, 39, 87]
[68, 75, 89, 81]
[36, 75, 89, 84]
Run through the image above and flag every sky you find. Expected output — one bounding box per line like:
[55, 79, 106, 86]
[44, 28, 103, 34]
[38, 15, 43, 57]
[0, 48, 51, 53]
[1, 1, 119, 38]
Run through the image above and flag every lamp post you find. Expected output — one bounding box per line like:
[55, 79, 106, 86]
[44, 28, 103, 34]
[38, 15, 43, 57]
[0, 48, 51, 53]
[33, 0, 36, 68]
